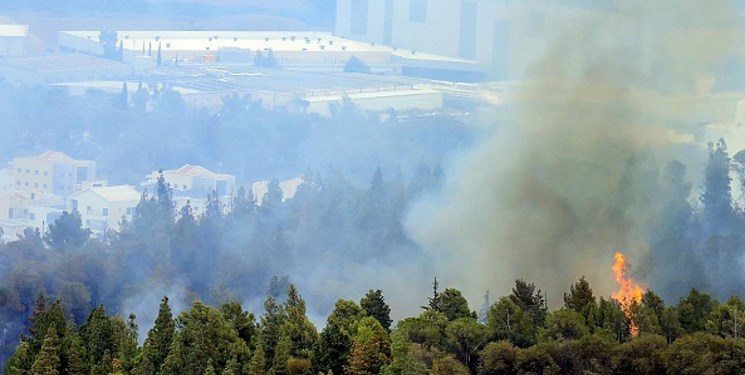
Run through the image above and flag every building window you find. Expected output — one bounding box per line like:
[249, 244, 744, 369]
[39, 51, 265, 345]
[16, 168, 20, 173]
[102, 208, 109, 216]
[43, 184, 47, 189]
[16, 181, 20, 185]
[30, 193, 35, 200]
[86, 205, 92, 212]
[126, 207, 132, 215]
[24, 182, 28, 186]
[29, 212, 35, 220]
[34, 170, 38, 175]
[410, 0, 427, 22]
[25, 169, 29, 174]
[44, 171, 48, 176]
[72, 199, 78, 211]
[34, 183, 38, 188]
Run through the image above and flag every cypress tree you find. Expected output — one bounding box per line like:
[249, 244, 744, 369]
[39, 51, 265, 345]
[157, 41, 162, 67]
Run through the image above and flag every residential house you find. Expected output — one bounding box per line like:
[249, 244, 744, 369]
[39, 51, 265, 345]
[143, 164, 236, 197]
[10, 151, 96, 198]
[69, 185, 140, 233]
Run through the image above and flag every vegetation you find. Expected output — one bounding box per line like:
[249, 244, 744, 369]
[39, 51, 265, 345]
[6, 278, 745, 375]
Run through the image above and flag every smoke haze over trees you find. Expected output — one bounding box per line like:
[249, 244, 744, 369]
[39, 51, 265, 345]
[405, 0, 745, 309]
[4, 0, 745, 373]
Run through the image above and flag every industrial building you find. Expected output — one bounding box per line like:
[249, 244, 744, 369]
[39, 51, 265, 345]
[0, 53, 133, 86]
[0, 24, 28, 56]
[52, 67, 453, 116]
[58, 30, 483, 79]
[335, 0, 619, 79]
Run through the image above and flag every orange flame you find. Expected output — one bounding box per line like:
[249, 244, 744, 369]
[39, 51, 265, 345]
[611, 251, 645, 336]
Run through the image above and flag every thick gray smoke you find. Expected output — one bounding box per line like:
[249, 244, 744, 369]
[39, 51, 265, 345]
[406, 0, 738, 306]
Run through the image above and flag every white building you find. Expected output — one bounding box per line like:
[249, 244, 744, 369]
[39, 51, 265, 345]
[0, 24, 27, 56]
[0, 168, 14, 194]
[58, 30, 482, 78]
[9, 151, 96, 199]
[251, 177, 304, 205]
[69, 185, 140, 233]
[143, 164, 236, 198]
[0, 54, 133, 86]
[335, 0, 616, 79]
[27, 196, 67, 232]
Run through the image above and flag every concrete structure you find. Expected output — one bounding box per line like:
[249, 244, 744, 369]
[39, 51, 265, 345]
[335, 0, 616, 79]
[27, 196, 66, 232]
[143, 164, 236, 197]
[69, 185, 140, 233]
[9, 151, 96, 198]
[0, 168, 14, 194]
[0, 54, 133, 86]
[0, 191, 31, 221]
[54, 68, 456, 116]
[58, 30, 482, 78]
[0, 25, 28, 56]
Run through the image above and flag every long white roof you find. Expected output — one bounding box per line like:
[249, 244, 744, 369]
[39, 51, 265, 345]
[0, 25, 27, 37]
[82, 185, 141, 202]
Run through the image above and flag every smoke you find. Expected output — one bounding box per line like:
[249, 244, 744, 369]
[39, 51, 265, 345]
[405, 0, 738, 305]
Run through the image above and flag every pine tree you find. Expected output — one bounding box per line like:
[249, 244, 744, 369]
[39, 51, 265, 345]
[271, 334, 291, 375]
[222, 356, 241, 375]
[248, 345, 267, 375]
[4, 341, 35, 375]
[424, 277, 441, 311]
[64, 334, 86, 375]
[31, 328, 61, 375]
[702, 138, 734, 232]
[156, 171, 174, 223]
[134, 296, 174, 373]
[284, 285, 318, 358]
[360, 290, 392, 332]
[510, 279, 547, 326]
[345, 317, 391, 375]
[563, 276, 596, 316]
[204, 360, 216, 375]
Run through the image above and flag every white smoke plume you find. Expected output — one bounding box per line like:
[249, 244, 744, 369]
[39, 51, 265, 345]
[406, 0, 738, 305]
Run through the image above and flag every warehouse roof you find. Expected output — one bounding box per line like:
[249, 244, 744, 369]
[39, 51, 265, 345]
[0, 54, 129, 73]
[0, 25, 27, 37]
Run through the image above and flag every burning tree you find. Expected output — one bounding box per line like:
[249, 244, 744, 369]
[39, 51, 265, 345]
[611, 252, 645, 336]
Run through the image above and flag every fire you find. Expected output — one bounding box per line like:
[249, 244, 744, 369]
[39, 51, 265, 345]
[611, 251, 645, 336]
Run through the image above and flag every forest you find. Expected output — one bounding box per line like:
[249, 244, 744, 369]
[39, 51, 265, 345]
[4, 61, 745, 374]
[2, 135, 745, 374]
[6, 274, 745, 375]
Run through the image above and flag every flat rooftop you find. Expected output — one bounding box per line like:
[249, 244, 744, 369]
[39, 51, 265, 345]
[61, 30, 475, 64]
[0, 53, 130, 73]
[0, 24, 28, 37]
[54, 66, 439, 95]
